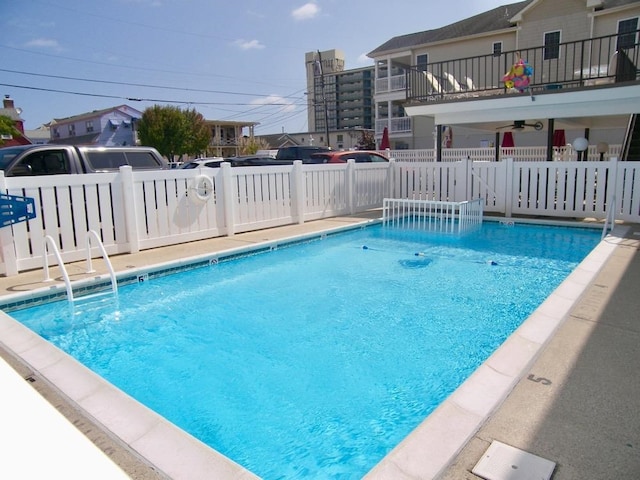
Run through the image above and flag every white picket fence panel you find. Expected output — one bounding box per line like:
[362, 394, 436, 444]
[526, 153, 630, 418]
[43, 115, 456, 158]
[1, 157, 639, 276]
[387, 145, 623, 163]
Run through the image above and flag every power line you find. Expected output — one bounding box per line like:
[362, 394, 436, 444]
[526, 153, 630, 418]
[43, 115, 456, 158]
[0, 44, 297, 90]
[0, 68, 299, 99]
[0, 83, 308, 106]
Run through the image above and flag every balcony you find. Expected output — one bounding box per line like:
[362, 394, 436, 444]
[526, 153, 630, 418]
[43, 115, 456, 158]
[375, 117, 412, 135]
[404, 31, 640, 105]
[375, 74, 407, 94]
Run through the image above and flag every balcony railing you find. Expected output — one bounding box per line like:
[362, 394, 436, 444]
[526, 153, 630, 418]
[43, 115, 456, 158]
[375, 74, 407, 94]
[405, 30, 640, 103]
[376, 117, 412, 135]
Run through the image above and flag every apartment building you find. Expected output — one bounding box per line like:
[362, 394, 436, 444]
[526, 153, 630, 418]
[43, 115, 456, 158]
[305, 49, 374, 143]
[368, 0, 640, 152]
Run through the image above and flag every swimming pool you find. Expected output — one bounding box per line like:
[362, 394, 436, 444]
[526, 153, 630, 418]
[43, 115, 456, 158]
[9, 222, 601, 479]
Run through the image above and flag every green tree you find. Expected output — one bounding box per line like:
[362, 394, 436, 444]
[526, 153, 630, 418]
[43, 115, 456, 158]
[238, 135, 271, 155]
[182, 108, 210, 156]
[0, 115, 21, 146]
[356, 130, 376, 150]
[137, 105, 211, 161]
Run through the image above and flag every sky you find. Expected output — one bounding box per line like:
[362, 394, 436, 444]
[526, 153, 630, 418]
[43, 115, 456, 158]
[2, 0, 513, 135]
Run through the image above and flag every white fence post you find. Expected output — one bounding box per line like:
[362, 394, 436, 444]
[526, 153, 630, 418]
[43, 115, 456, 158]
[119, 166, 140, 254]
[347, 159, 355, 215]
[221, 162, 236, 236]
[388, 159, 396, 199]
[464, 158, 473, 200]
[0, 171, 18, 276]
[607, 156, 619, 219]
[291, 160, 305, 224]
[504, 158, 514, 217]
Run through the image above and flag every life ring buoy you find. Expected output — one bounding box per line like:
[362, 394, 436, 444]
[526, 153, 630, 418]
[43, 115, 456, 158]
[191, 174, 214, 203]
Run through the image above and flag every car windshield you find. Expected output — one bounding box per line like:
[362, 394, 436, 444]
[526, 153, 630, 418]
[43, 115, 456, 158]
[0, 147, 29, 170]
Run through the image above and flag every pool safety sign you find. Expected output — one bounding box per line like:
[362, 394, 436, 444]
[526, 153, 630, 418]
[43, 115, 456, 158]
[0, 193, 36, 227]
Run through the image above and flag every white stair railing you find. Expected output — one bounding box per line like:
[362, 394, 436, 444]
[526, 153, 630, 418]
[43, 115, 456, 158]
[601, 195, 616, 240]
[85, 230, 118, 296]
[42, 235, 74, 301]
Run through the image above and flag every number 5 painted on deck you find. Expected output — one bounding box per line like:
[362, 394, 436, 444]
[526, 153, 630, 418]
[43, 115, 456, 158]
[527, 374, 552, 385]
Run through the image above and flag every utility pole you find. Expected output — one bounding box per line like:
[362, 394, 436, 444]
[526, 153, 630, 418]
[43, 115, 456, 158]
[315, 50, 331, 148]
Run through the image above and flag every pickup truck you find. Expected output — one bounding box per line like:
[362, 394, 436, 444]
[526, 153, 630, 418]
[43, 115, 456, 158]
[0, 145, 168, 176]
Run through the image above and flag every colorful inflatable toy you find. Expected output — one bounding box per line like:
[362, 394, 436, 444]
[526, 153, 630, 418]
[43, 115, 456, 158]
[502, 58, 533, 92]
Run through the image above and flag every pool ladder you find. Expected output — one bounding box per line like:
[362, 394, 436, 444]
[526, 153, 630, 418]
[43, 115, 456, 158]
[43, 230, 118, 302]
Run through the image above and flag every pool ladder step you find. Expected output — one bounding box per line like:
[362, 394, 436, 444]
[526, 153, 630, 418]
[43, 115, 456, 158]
[43, 230, 118, 302]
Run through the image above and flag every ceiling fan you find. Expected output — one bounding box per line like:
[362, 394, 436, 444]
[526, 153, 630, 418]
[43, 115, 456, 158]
[496, 120, 544, 131]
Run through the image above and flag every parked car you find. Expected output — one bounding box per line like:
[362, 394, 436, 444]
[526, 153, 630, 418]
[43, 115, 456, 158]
[309, 150, 389, 164]
[223, 155, 292, 166]
[0, 145, 169, 177]
[275, 146, 331, 162]
[180, 157, 225, 169]
[0, 145, 168, 176]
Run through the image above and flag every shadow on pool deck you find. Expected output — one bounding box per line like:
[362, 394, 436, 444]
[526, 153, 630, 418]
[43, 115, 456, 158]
[439, 226, 640, 479]
[0, 212, 639, 479]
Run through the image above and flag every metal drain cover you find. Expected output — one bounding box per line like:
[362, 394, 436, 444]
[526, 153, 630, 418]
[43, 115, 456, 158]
[472, 441, 555, 480]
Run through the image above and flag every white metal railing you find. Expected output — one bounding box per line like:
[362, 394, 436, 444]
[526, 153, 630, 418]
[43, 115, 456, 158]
[382, 198, 483, 234]
[601, 195, 616, 240]
[85, 230, 118, 296]
[42, 235, 74, 301]
[375, 117, 413, 135]
[375, 74, 406, 93]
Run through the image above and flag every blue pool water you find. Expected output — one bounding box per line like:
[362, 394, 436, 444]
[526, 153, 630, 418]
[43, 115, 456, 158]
[12, 223, 600, 479]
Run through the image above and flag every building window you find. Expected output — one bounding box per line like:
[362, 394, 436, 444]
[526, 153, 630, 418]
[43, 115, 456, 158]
[617, 18, 639, 49]
[68, 124, 76, 137]
[544, 31, 561, 60]
[493, 42, 502, 56]
[86, 120, 94, 132]
[416, 54, 428, 71]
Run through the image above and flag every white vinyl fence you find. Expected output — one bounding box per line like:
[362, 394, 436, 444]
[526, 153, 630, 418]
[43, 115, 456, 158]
[0, 161, 391, 276]
[387, 144, 623, 163]
[1, 157, 639, 276]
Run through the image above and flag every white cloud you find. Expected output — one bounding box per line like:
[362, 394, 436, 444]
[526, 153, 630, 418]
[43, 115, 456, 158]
[251, 95, 296, 113]
[357, 53, 373, 65]
[24, 38, 62, 51]
[291, 3, 320, 21]
[233, 39, 265, 50]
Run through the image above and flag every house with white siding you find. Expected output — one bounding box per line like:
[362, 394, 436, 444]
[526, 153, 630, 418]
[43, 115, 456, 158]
[368, 0, 640, 157]
[49, 105, 142, 146]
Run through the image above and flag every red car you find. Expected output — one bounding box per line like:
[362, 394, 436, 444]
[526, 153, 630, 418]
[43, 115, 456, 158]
[309, 150, 389, 164]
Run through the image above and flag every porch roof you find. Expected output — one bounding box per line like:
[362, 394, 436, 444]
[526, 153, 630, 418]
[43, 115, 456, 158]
[405, 83, 640, 132]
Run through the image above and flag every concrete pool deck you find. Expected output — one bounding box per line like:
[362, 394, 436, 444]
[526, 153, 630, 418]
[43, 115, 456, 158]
[0, 212, 638, 479]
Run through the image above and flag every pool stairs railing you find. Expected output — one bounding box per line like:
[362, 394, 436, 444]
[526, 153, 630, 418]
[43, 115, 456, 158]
[382, 197, 484, 234]
[42, 230, 118, 302]
[601, 195, 616, 240]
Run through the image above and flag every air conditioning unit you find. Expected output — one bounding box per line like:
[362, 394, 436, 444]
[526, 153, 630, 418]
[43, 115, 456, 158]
[1, 134, 13, 140]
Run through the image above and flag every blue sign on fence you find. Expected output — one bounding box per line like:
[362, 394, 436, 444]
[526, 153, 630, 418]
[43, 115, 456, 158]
[0, 193, 36, 227]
